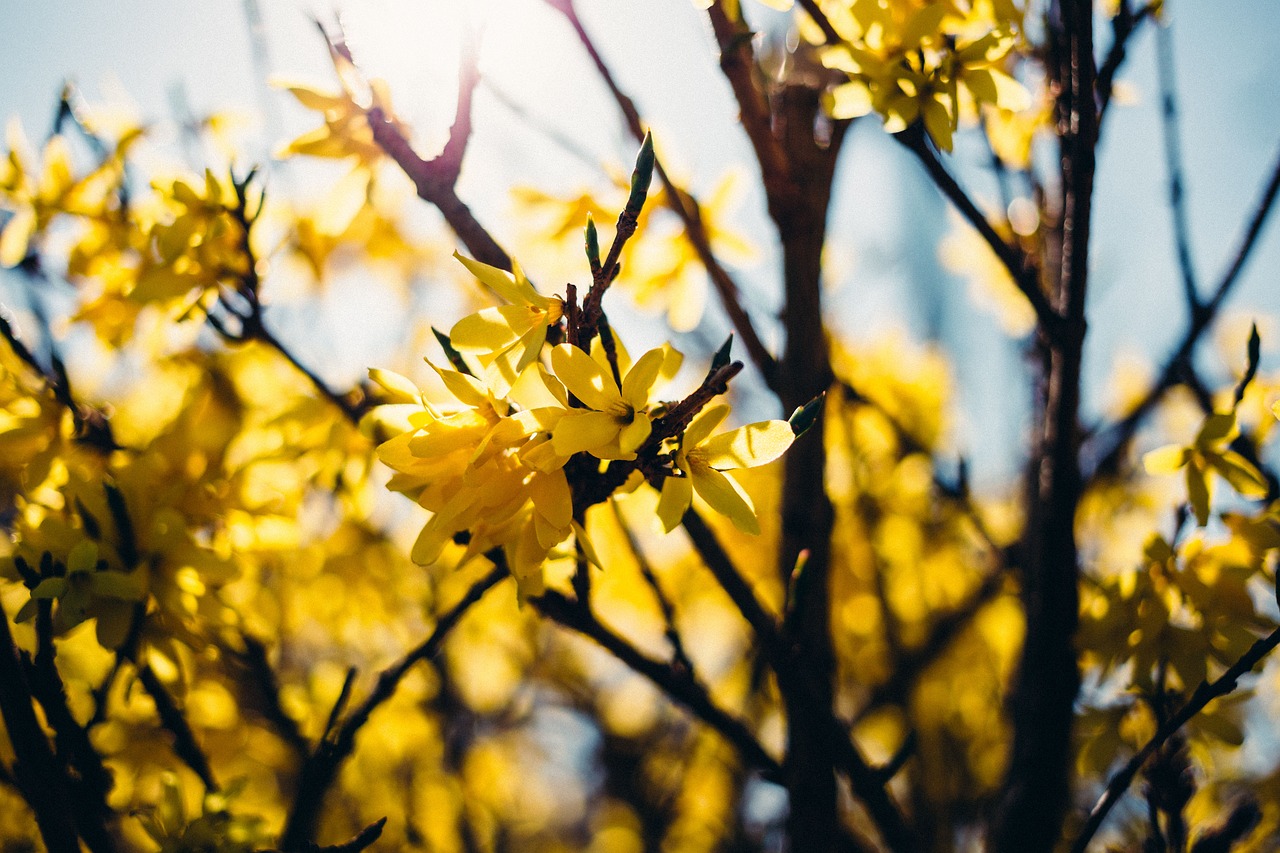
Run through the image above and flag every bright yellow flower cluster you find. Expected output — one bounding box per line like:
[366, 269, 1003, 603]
[808, 0, 1031, 150]
[373, 252, 796, 598]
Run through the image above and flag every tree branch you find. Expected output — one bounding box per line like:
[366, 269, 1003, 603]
[542, 0, 780, 389]
[1070, 625, 1280, 853]
[531, 587, 783, 780]
[1082, 141, 1280, 479]
[896, 124, 1064, 340]
[0, 609, 81, 853]
[279, 564, 506, 851]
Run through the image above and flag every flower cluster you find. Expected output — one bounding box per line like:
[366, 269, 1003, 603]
[373, 248, 797, 598]
[808, 0, 1031, 150]
[371, 151, 799, 597]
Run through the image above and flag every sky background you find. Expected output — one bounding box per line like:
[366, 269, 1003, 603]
[1, 0, 1279, 487]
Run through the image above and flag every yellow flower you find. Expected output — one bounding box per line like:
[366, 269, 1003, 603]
[449, 253, 564, 379]
[373, 361, 575, 598]
[656, 403, 794, 535]
[548, 343, 677, 460]
[1144, 412, 1267, 526]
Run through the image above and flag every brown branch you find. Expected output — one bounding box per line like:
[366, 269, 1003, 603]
[135, 660, 218, 792]
[1155, 18, 1199, 309]
[279, 564, 506, 851]
[222, 632, 309, 760]
[1096, 1, 1159, 126]
[705, 1, 794, 207]
[896, 124, 1064, 340]
[1070, 625, 1280, 853]
[992, 0, 1097, 847]
[854, 568, 1006, 722]
[0, 609, 81, 853]
[1082, 141, 1280, 479]
[681, 510, 785, 662]
[612, 502, 695, 675]
[27, 608, 117, 853]
[795, 0, 841, 45]
[530, 587, 783, 780]
[542, 0, 779, 390]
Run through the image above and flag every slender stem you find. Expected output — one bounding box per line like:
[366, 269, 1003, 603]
[992, 0, 1096, 848]
[279, 565, 505, 850]
[531, 588, 783, 780]
[1081, 142, 1280, 478]
[1071, 625, 1280, 853]
[1156, 18, 1199, 309]
[897, 125, 1064, 340]
[136, 661, 218, 791]
[543, 0, 779, 389]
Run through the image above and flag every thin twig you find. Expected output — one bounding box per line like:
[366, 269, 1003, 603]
[896, 124, 1064, 339]
[279, 564, 506, 851]
[135, 660, 218, 792]
[542, 0, 780, 389]
[531, 587, 783, 780]
[1071, 625, 1280, 853]
[1156, 18, 1199, 309]
[1082, 142, 1280, 478]
[1097, 2, 1159, 127]
[611, 501, 695, 674]
[0, 607, 80, 853]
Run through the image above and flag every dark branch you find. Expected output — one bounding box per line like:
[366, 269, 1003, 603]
[1071, 625, 1280, 853]
[279, 564, 506, 851]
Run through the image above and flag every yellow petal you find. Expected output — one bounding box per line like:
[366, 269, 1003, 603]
[700, 419, 794, 469]
[692, 465, 759, 535]
[367, 368, 421, 404]
[684, 405, 732, 448]
[454, 252, 542, 306]
[529, 470, 572, 530]
[0, 205, 36, 267]
[1195, 412, 1237, 448]
[451, 305, 545, 353]
[617, 412, 652, 455]
[657, 475, 693, 533]
[1209, 451, 1268, 499]
[551, 344, 620, 412]
[1187, 463, 1211, 527]
[553, 410, 620, 456]
[621, 347, 667, 408]
[1143, 444, 1189, 475]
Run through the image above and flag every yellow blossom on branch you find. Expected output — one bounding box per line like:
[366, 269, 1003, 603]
[656, 403, 794, 535]
[1144, 412, 1267, 526]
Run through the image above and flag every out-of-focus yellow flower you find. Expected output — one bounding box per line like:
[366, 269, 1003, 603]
[1144, 412, 1267, 526]
[656, 403, 794, 534]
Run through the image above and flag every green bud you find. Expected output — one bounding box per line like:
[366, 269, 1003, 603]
[625, 131, 655, 215]
[584, 214, 601, 271]
[788, 392, 826, 437]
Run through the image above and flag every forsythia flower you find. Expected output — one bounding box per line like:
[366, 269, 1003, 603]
[548, 343, 677, 460]
[656, 403, 794, 535]
[1144, 411, 1267, 526]
[450, 253, 565, 379]
[374, 362, 574, 597]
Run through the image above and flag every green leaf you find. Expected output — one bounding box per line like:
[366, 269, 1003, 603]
[431, 327, 473, 376]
